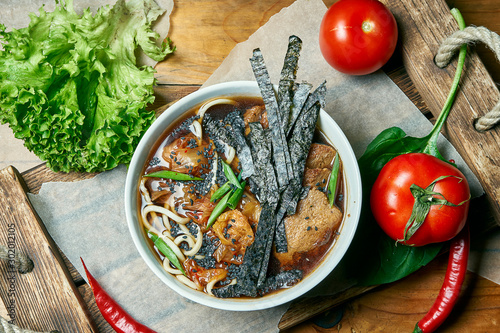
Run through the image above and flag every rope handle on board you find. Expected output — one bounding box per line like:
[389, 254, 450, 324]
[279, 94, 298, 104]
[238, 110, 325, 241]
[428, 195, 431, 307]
[0, 245, 59, 333]
[435, 25, 500, 132]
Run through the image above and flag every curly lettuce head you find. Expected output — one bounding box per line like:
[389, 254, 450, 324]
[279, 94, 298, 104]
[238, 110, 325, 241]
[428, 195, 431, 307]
[0, 0, 174, 172]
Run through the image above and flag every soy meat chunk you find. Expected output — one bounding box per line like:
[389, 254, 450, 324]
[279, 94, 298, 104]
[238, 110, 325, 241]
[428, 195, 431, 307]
[259, 110, 269, 129]
[162, 133, 210, 177]
[238, 190, 262, 228]
[243, 105, 269, 135]
[243, 105, 265, 125]
[305, 143, 336, 169]
[302, 168, 331, 190]
[212, 210, 255, 265]
[274, 188, 342, 266]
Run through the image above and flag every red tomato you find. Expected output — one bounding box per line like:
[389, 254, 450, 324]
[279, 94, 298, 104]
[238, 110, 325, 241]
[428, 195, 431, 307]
[370, 153, 470, 246]
[319, 0, 398, 75]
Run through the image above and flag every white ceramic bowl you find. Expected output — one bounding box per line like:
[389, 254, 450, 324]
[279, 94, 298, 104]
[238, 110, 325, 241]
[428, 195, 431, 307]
[124, 81, 362, 311]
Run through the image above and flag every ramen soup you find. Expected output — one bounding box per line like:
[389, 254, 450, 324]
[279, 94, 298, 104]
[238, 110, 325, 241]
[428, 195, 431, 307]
[138, 94, 344, 298]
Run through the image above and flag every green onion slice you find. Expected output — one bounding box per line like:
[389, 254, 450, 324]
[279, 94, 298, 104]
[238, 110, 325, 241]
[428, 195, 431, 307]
[210, 181, 231, 202]
[328, 152, 340, 207]
[144, 170, 203, 181]
[207, 190, 232, 228]
[221, 160, 242, 189]
[147, 229, 186, 275]
[227, 181, 246, 210]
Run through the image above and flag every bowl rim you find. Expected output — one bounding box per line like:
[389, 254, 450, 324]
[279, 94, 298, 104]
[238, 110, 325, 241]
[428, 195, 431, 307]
[124, 80, 362, 311]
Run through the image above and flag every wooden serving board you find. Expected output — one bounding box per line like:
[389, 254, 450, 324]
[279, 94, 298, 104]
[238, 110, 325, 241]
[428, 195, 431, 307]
[0, 167, 97, 332]
[386, 0, 500, 225]
[0, 0, 500, 332]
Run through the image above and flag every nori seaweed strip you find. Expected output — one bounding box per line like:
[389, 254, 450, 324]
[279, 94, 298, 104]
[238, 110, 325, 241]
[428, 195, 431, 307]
[202, 113, 236, 153]
[212, 284, 241, 298]
[247, 123, 278, 205]
[247, 177, 261, 202]
[203, 113, 254, 182]
[257, 270, 303, 296]
[256, 202, 280, 288]
[233, 202, 277, 296]
[250, 48, 292, 189]
[262, 128, 280, 207]
[274, 178, 301, 253]
[213, 269, 303, 298]
[302, 81, 327, 116]
[225, 111, 255, 179]
[245, 202, 276, 281]
[246, 123, 266, 201]
[286, 82, 312, 136]
[277, 35, 302, 132]
[215, 156, 228, 189]
[289, 102, 321, 179]
[300, 186, 310, 200]
[274, 103, 321, 253]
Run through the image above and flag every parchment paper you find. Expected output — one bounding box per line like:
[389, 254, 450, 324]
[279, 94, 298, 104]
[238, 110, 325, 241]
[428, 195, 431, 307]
[26, 0, 497, 332]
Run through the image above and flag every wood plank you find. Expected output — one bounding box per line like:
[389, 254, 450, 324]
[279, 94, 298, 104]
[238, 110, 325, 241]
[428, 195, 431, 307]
[281, 253, 500, 332]
[155, 0, 337, 85]
[382, 0, 500, 225]
[449, 0, 500, 84]
[337, 253, 500, 332]
[151, 85, 200, 111]
[278, 285, 378, 331]
[0, 166, 97, 332]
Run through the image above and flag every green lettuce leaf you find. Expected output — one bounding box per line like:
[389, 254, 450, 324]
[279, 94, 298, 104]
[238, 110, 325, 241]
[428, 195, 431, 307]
[0, 0, 174, 172]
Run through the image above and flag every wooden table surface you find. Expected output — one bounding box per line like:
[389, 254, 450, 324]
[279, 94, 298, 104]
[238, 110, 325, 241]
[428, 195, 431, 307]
[2, 0, 500, 332]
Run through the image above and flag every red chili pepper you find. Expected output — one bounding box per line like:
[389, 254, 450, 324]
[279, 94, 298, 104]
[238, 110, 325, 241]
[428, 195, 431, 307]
[81, 258, 157, 333]
[413, 223, 470, 333]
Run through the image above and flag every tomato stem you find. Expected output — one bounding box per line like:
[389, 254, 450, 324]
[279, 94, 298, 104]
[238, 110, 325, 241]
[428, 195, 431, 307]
[401, 175, 470, 243]
[423, 8, 467, 155]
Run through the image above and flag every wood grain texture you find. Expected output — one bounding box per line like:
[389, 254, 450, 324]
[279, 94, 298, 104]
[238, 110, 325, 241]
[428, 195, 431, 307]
[155, 0, 337, 85]
[448, 0, 500, 84]
[341, 256, 500, 332]
[382, 0, 500, 225]
[279, 285, 378, 330]
[282, 253, 500, 333]
[0, 166, 97, 332]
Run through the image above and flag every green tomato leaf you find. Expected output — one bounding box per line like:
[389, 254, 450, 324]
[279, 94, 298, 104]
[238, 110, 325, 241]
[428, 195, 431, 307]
[359, 229, 443, 286]
[358, 127, 449, 185]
